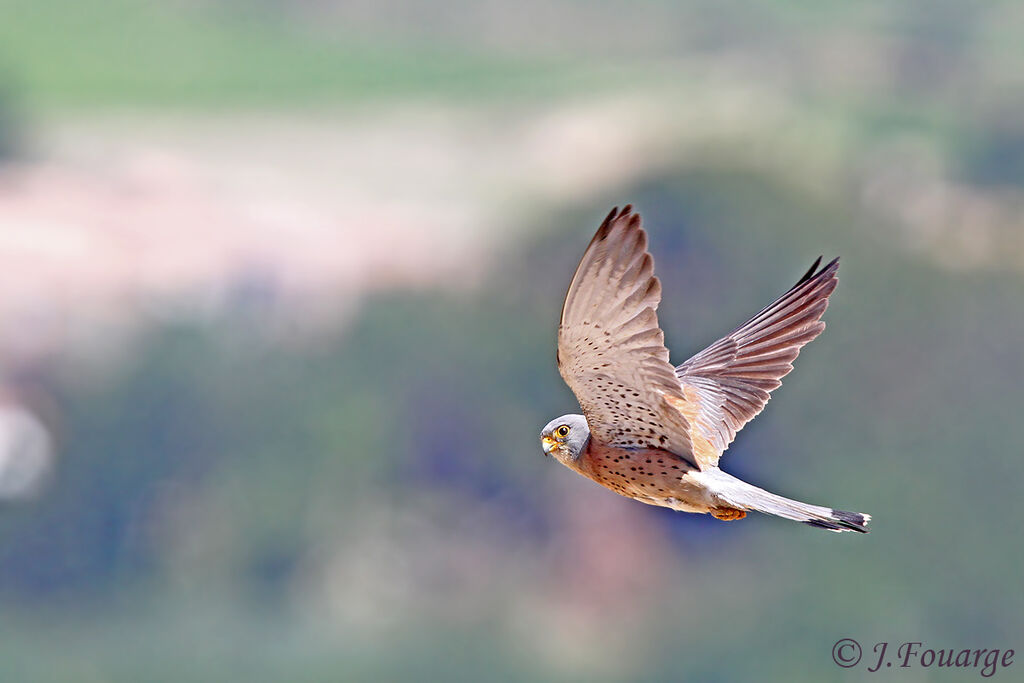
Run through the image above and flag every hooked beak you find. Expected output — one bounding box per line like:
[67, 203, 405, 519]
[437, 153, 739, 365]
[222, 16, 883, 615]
[541, 435, 557, 456]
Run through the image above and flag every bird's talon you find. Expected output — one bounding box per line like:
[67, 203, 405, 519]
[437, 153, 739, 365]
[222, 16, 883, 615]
[711, 507, 747, 521]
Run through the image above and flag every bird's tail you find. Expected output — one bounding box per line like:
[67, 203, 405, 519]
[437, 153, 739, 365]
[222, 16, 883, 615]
[702, 469, 870, 533]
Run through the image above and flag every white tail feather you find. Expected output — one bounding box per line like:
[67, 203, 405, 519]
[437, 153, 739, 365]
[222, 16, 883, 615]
[698, 468, 870, 533]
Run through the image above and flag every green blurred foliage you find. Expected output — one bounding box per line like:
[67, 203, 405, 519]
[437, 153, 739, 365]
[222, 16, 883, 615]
[0, 0, 597, 108]
[1, 0, 1021, 111]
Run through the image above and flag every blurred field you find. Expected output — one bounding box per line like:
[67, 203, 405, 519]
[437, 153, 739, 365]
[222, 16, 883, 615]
[1, 1, 1023, 681]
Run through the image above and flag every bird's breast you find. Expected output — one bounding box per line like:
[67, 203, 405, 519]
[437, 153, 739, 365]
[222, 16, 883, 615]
[578, 442, 706, 507]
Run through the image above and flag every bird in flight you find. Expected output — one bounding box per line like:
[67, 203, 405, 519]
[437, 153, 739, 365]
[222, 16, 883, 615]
[540, 206, 869, 532]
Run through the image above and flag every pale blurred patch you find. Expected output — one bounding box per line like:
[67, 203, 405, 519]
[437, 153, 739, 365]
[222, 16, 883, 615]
[856, 136, 1024, 271]
[0, 403, 53, 500]
[2, 90, 781, 361]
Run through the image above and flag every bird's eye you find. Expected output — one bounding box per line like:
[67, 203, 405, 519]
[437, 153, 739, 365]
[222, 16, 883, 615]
[555, 425, 570, 438]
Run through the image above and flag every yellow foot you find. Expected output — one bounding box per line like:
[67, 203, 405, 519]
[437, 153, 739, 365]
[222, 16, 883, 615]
[711, 507, 747, 521]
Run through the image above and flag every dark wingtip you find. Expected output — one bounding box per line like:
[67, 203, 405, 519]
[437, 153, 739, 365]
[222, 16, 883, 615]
[597, 206, 618, 236]
[822, 256, 840, 277]
[594, 206, 622, 243]
[799, 254, 840, 280]
[799, 256, 823, 283]
[594, 204, 640, 243]
[794, 255, 840, 290]
[615, 204, 640, 232]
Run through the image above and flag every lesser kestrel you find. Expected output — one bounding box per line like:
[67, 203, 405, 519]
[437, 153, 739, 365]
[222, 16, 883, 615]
[540, 206, 869, 532]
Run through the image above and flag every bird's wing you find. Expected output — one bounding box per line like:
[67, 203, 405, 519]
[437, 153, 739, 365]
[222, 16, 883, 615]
[557, 206, 698, 465]
[674, 257, 839, 467]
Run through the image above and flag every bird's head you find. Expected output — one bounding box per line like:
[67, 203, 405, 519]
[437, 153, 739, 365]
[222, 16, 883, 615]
[540, 414, 590, 465]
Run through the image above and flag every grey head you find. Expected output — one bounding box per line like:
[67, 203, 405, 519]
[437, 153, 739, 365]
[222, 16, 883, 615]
[539, 414, 590, 465]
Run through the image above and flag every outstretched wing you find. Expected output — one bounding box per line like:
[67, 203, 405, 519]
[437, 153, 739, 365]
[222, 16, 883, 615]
[675, 257, 839, 467]
[557, 206, 696, 463]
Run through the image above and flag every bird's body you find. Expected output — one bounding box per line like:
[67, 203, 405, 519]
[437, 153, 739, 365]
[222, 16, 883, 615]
[540, 206, 870, 533]
[561, 434, 707, 512]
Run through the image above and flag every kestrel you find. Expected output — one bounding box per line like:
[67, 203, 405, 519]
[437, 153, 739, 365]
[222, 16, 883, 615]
[540, 206, 869, 532]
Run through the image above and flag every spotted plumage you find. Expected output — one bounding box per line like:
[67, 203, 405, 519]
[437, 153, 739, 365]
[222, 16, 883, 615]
[540, 206, 870, 532]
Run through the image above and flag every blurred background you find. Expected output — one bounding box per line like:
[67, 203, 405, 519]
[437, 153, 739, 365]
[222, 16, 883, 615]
[1, 1, 1023, 680]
